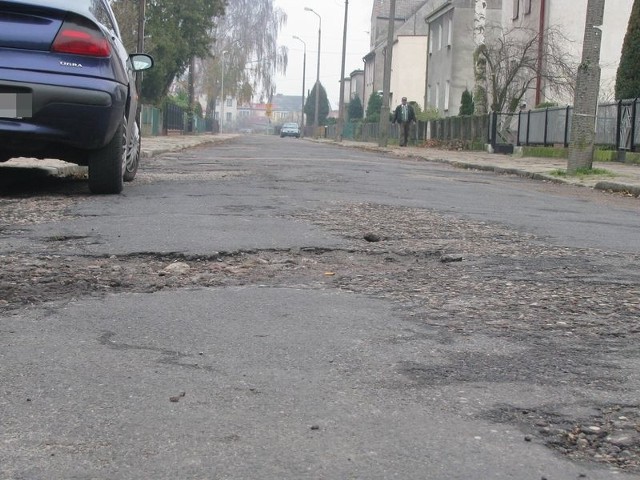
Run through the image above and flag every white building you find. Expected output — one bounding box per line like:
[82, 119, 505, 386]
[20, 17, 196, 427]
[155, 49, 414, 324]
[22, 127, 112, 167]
[503, 0, 633, 105]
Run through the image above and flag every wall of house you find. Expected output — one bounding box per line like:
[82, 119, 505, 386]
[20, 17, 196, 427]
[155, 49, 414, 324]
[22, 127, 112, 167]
[365, 0, 433, 116]
[391, 35, 428, 108]
[503, 0, 633, 105]
[549, 0, 631, 102]
[425, 0, 502, 116]
[350, 71, 365, 104]
[363, 53, 377, 116]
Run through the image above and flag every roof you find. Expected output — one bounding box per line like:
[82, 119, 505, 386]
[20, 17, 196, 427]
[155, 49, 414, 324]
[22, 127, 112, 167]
[271, 94, 302, 112]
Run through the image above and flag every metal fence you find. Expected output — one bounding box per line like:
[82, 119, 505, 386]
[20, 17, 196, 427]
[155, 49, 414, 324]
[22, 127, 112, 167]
[141, 105, 162, 136]
[325, 121, 431, 145]
[318, 98, 640, 155]
[515, 99, 640, 151]
[140, 103, 213, 136]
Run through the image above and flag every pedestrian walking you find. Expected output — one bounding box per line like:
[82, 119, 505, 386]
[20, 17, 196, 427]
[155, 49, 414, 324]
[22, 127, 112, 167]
[392, 97, 416, 146]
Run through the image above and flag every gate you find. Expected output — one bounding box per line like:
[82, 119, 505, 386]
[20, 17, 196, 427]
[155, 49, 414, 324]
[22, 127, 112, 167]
[489, 112, 517, 153]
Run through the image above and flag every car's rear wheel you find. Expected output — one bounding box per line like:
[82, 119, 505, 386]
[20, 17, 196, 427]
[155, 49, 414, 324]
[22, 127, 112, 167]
[123, 118, 140, 182]
[88, 120, 124, 194]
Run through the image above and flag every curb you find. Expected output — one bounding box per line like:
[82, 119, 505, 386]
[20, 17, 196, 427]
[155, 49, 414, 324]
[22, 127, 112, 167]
[594, 181, 640, 197]
[313, 138, 640, 197]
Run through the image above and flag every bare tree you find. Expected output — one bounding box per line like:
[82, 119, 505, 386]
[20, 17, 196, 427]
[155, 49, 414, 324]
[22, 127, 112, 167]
[479, 25, 578, 113]
[201, 0, 288, 115]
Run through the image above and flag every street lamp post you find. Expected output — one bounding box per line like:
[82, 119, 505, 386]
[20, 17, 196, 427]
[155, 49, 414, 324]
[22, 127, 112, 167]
[220, 51, 228, 133]
[336, 0, 349, 142]
[304, 7, 321, 136]
[135, 0, 146, 119]
[293, 36, 307, 136]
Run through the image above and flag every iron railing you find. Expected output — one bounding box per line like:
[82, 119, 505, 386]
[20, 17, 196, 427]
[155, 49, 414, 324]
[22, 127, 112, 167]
[140, 103, 213, 136]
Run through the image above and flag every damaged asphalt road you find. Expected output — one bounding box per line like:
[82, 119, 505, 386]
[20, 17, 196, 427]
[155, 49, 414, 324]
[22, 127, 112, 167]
[1, 135, 639, 479]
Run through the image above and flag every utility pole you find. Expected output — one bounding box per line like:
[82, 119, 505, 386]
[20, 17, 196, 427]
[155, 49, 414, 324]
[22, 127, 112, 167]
[188, 57, 196, 132]
[293, 36, 306, 135]
[378, 0, 396, 147]
[567, 0, 605, 174]
[135, 0, 145, 118]
[305, 8, 322, 136]
[336, 0, 349, 142]
[473, 0, 488, 115]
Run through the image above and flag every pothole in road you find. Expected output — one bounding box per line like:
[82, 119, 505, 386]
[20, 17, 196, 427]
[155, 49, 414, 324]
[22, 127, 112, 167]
[481, 404, 640, 473]
[2, 201, 640, 471]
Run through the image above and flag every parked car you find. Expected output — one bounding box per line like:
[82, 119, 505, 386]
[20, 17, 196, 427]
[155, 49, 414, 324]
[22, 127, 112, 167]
[0, 0, 153, 194]
[280, 122, 300, 138]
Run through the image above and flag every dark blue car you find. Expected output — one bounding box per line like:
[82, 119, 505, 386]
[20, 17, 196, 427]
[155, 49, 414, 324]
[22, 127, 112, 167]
[0, 0, 153, 193]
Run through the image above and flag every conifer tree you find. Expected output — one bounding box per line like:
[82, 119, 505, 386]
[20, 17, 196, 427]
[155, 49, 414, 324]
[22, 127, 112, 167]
[304, 82, 330, 126]
[348, 95, 364, 121]
[615, 0, 640, 99]
[365, 91, 383, 123]
[459, 89, 475, 116]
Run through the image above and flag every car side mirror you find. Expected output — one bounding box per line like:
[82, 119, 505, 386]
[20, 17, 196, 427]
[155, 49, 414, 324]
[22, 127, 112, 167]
[131, 54, 154, 72]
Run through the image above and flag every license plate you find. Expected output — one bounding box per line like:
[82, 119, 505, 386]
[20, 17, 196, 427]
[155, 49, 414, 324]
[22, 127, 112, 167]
[0, 92, 32, 118]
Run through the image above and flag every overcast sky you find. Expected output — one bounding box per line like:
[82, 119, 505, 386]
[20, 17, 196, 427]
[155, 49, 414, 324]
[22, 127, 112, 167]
[273, 0, 374, 110]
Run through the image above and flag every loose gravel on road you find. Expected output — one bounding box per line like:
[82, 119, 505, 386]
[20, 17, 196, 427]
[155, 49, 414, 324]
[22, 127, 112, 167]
[1, 178, 640, 473]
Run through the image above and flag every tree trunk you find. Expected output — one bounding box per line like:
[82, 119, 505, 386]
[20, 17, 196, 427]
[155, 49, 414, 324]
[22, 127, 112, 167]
[567, 0, 605, 174]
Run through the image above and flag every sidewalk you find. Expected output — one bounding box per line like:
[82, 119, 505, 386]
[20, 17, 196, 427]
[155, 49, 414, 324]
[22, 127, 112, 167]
[315, 138, 640, 197]
[2, 133, 639, 197]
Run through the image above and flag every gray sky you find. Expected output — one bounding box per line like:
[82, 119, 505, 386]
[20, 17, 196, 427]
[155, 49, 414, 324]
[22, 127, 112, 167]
[273, 0, 374, 109]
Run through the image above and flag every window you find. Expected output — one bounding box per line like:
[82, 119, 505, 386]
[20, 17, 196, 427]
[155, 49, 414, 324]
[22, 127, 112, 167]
[447, 18, 453, 47]
[226, 98, 233, 107]
[512, 0, 519, 20]
[525, 0, 532, 14]
[428, 30, 433, 55]
[435, 83, 440, 110]
[444, 80, 450, 111]
[438, 24, 443, 50]
[226, 112, 232, 122]
[427, 85, 432, 105]
[91, 1, 116, 35]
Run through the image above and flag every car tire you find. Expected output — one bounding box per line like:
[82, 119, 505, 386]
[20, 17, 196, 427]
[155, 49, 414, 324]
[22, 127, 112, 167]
[88, 120, 124, 194]
[123, 118, 140, 182]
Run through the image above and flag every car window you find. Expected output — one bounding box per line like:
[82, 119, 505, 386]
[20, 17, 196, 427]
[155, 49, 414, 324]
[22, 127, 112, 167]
[90, 0, 119, 37]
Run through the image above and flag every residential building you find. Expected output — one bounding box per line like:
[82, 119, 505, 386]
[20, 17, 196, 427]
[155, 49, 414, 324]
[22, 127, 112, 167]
[363, 0, 430, 115]
[363, 0, 631, 121]
[349, 69, 365, 106]
[391, 34, 428, 109]
[424, 0, 503, 117]
[271, 94, 303, 124]
[504, 0, 633, 106]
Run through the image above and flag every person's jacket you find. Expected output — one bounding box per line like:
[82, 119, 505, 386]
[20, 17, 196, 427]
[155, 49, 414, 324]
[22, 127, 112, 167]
[393, 103, 416, 123]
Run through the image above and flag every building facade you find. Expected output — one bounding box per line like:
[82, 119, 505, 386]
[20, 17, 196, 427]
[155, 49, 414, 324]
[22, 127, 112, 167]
[424, 0, 503, 117]
[363, 0, 631, 120]
[503, 0, 632, 106]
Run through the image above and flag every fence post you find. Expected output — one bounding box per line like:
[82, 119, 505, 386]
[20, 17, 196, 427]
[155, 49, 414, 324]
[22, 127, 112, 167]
[564, 106, 571, 148]
[632, 98, 638, 152]
[616, 99, 622, 151]
[543, 108, 549, 147]
[489, 111, 498, 147]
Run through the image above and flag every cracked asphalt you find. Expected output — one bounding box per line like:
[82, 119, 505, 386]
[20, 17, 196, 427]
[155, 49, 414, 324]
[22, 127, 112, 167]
[1, 135, 639, 479]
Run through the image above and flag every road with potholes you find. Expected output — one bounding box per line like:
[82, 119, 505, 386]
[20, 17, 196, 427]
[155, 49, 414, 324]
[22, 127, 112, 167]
[1, 135, 639, 479]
